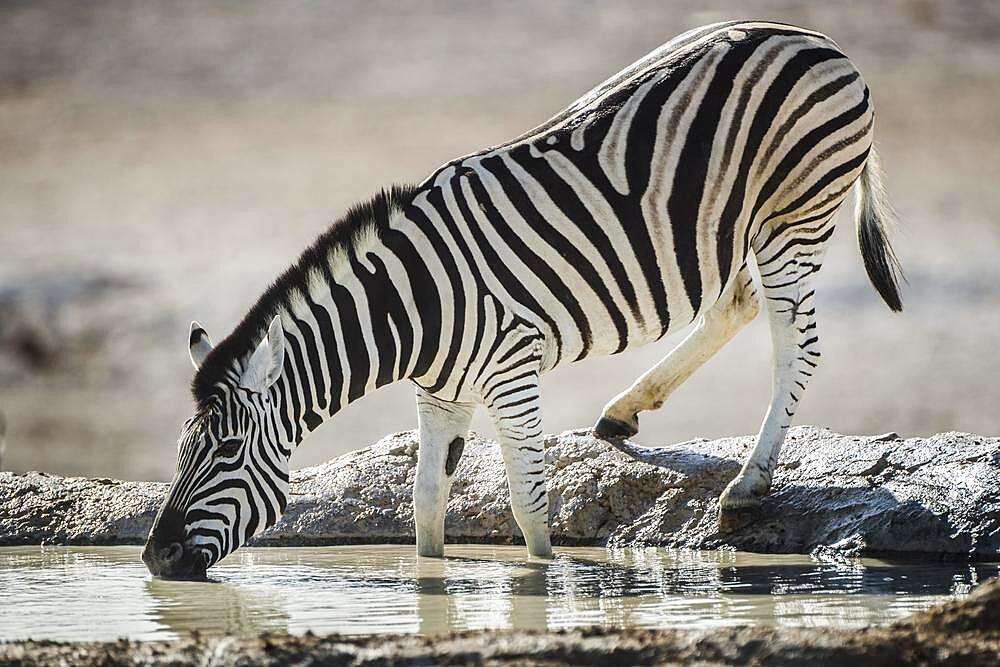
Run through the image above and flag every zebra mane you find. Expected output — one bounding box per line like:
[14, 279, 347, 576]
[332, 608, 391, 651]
[191, 183, 420, 408]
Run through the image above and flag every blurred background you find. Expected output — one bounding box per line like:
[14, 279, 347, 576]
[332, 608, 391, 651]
[1, 0, 998, 481]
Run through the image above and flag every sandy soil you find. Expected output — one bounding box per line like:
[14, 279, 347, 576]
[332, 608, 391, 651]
[2, 1, 999, 480]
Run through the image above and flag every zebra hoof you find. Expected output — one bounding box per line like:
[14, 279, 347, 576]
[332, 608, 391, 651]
[719, 473, 770, 511]
[593, 415, 638, 440]
[718, 505, 760, 533]
[718, 475, 768, 532]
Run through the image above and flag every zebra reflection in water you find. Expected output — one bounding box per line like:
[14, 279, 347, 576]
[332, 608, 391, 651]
[145, 576, 290, 637]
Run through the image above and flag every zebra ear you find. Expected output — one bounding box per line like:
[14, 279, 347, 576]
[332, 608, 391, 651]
[189, 321, 214, 370]
[240, 315, 285, 392]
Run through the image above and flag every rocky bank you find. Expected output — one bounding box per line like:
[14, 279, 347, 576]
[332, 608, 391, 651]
[2, 570, 999, 666]
[2, 426, 997, 558]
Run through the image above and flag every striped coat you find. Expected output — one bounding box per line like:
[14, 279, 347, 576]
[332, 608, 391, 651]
[143, 21, 901, 577]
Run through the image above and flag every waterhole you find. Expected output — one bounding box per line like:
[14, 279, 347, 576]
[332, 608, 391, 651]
[1, 545, 995, 641]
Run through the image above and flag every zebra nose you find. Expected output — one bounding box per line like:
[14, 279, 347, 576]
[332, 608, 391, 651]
[160, 543, 183, 565]
[141, 539, 184, 575]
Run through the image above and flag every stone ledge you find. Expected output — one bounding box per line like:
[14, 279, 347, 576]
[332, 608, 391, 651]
[1, 427, 997, 558]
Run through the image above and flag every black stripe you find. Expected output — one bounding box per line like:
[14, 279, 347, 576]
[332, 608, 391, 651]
[381, 212, 442, 379]
[619, 58, 706, 333]
[449, 294, 489, 401]
[757, 225, 836, 265]
[243, 458, 276, 532]
[758, 72, 860, 169]
[413, 188, 478, 392]
[305, 295, 343, 416]
[283, 331, 321, 432]
[465, 166, 594, 358]
[756, 198, 845, 249]
[295, 302, 327, 412]
[505, 144, 643, 335]
[327, 280, 370, 403]
[482, 153, 630, 353]
[668, 37, 758, 314]
[751, 92, 870, 227]
[347, 248, 402, 389]
[471, 311, 521, 386]
[768, 149, 870, 222]
[717, 46, 847, 286]
[270, 377, 296, 445]
[449, 173, 566, 363]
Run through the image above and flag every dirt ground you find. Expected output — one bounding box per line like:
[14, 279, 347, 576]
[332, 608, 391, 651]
[2, 1, 999, 481]
[2, 575, 998, 666]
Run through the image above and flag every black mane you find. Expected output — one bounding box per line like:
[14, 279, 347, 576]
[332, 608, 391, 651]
[191, 184, 419, 407]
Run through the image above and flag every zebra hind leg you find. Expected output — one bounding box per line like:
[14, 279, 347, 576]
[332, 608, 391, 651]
[595, 265, 760, 440]
[719, 220, 834, 513]
[414, 390, 475, 557]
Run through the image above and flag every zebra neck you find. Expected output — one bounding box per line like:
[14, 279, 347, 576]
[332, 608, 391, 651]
[271, 231, 427, 446]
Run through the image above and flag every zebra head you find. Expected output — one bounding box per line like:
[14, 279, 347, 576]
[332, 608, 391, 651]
[142, 316, 290, 578]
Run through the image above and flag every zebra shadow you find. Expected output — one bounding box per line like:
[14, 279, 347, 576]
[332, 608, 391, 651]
[603, 436, 742, 477]
[599, 438, 977, 557]
[742, 483, 977, 556]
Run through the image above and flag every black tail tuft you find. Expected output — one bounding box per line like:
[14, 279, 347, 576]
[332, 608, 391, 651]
[857, 146, 904, 312]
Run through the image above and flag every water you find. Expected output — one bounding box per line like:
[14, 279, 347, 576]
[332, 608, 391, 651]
[0, 545, 996, 642]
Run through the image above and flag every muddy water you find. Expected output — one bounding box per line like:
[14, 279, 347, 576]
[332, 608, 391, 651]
[0, 545, 996, 641]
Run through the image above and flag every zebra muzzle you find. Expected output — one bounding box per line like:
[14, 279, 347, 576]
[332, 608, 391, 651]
[142, 506, 209, 579]
[142, 539, 208, 579]
[159, 543, 183, 565]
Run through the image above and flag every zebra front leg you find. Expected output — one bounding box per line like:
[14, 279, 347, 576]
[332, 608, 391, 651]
[595, 266, 760, 439]
[414, 390, 475, 557]
[483, 364, 552, 559]
[720, 250, 824, 511]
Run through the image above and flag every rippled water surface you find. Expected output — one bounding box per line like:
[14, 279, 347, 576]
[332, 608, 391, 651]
[1, 545, 996, 641]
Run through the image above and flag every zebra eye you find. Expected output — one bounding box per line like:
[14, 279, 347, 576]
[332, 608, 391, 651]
[217, 438, 242, 458]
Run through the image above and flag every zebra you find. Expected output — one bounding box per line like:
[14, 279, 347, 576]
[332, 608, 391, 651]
[142, 20, 902, 578]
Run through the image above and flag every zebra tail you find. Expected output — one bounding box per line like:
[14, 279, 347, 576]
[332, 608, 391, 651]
[856, 144, 904, 312]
